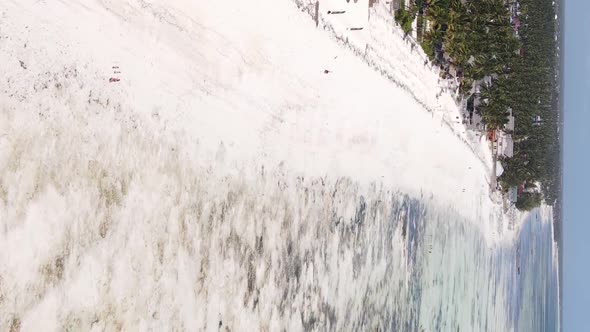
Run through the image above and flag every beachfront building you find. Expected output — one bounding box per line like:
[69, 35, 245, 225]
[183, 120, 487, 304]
[497, 109, 515, 158]
[508, 0, 522, 37]
[497, 132, 514, 158]
[532, 115, 543, 126]
[508, 186, 518, 203]
[508, 1, 521, 17]
[390, 0, 401, 12]
[505, 108, 515, 132]
[483, 107, 515, 156]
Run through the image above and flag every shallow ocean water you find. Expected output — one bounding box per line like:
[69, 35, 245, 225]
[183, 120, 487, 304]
[0, 152, 558, 331]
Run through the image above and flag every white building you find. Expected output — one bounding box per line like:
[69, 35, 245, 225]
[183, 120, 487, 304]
[498, 109, 515, 158]
[508, 186, 519, 203]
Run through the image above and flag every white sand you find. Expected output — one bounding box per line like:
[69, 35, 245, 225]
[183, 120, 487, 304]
[0, 0, 527, 330]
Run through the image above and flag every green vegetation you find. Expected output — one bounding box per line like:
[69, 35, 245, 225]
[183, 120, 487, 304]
[516, 192, 543, 211]
[394, 0, 418, 35]
[394, 0, 560, 210]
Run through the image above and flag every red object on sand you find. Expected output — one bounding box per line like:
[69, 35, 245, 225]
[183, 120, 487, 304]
[487, 130, 497, 142]
[109, 78, 120, 82]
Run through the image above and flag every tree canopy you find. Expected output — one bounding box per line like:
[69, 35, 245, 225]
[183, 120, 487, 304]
[396, 0, 560, 211]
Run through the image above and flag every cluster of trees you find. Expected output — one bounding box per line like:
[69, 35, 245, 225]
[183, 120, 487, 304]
[394, 0, 560, 211]
[395, 0, 417, 35]
[425, 0, 519, 95]
[494, 0, 560, 209]
[516, 192, 543, 211]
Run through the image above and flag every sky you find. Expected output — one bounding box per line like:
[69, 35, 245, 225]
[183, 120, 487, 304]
[563, 0, 590, 331]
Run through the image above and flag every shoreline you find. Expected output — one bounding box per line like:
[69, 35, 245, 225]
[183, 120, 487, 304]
[296, 0, 519, 244]
[0, 1, 559, 330]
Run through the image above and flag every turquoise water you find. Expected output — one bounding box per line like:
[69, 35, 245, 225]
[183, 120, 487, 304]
[414, 202, 559, 332]
[157, 173, 560, 331]
[512, 211, 560, 332]
[0, 161, 560, 330]
[208, 177, 561, 331]
[195, 174, 560, 331]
